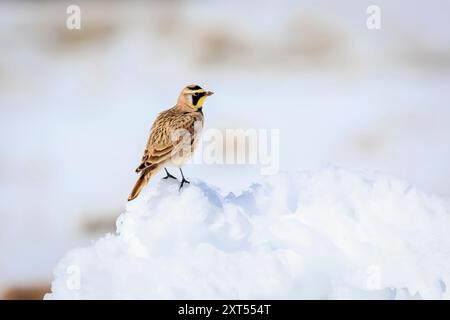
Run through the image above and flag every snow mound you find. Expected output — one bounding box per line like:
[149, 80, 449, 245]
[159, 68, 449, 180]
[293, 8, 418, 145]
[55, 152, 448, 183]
[45, 168, 450, 299]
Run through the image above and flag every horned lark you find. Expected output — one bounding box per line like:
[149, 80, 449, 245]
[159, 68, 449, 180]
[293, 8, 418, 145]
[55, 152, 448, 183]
[128, 84, 214, 201]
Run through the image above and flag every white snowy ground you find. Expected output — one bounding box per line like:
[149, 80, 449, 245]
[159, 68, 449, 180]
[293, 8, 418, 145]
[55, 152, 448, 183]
[46, 168, 450, 299]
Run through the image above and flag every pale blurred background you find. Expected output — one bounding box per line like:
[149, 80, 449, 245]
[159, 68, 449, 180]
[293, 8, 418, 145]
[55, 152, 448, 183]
[1, 0, 450, 298]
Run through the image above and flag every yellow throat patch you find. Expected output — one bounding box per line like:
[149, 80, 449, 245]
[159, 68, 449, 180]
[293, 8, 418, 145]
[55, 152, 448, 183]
[191, 89, 207, 110]
[196, 96, 206, 109]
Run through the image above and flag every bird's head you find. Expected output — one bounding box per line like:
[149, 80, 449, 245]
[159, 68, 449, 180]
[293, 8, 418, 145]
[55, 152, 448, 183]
[177, 84, 214, 111]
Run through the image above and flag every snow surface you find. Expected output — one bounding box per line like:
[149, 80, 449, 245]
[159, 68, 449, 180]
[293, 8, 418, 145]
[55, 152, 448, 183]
[45, 168, 450, 299]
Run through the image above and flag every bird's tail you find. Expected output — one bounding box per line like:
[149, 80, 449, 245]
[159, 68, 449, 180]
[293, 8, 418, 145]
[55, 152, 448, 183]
[128, 164, 160, 201]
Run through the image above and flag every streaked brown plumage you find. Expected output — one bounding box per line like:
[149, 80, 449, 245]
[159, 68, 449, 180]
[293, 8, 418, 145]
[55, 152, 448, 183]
[128, 85, 213, 201]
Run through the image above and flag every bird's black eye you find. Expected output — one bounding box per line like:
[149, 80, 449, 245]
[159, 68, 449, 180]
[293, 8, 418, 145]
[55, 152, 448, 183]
[193, 92, 199, 97]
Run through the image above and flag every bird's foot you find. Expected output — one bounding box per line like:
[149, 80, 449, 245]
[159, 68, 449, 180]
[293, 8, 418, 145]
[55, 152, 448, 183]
[162, 168, 178, 180]
[162, 173, 177, 180]
[179, 178, 190, 190]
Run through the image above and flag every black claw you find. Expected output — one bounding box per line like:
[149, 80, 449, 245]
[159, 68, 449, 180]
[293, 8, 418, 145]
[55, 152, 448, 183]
[179, 178, 190, 190]
[163, 173, 177, 180]
[162, 168, 177, 180]
[178, 168, 190, 190]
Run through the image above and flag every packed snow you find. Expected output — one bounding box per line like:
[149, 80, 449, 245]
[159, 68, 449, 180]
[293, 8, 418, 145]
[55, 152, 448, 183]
[45, 168, 450, 299]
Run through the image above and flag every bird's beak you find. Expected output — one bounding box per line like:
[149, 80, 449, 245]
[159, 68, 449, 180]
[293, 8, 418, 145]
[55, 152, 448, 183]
[205, 91, 214, 96]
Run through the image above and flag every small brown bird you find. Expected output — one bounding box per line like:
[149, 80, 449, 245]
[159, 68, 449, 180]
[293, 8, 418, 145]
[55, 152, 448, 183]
[128, 84, 214, 201]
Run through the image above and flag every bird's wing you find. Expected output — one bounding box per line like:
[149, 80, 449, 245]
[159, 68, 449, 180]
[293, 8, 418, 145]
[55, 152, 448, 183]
[135, 112, 197, 172]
